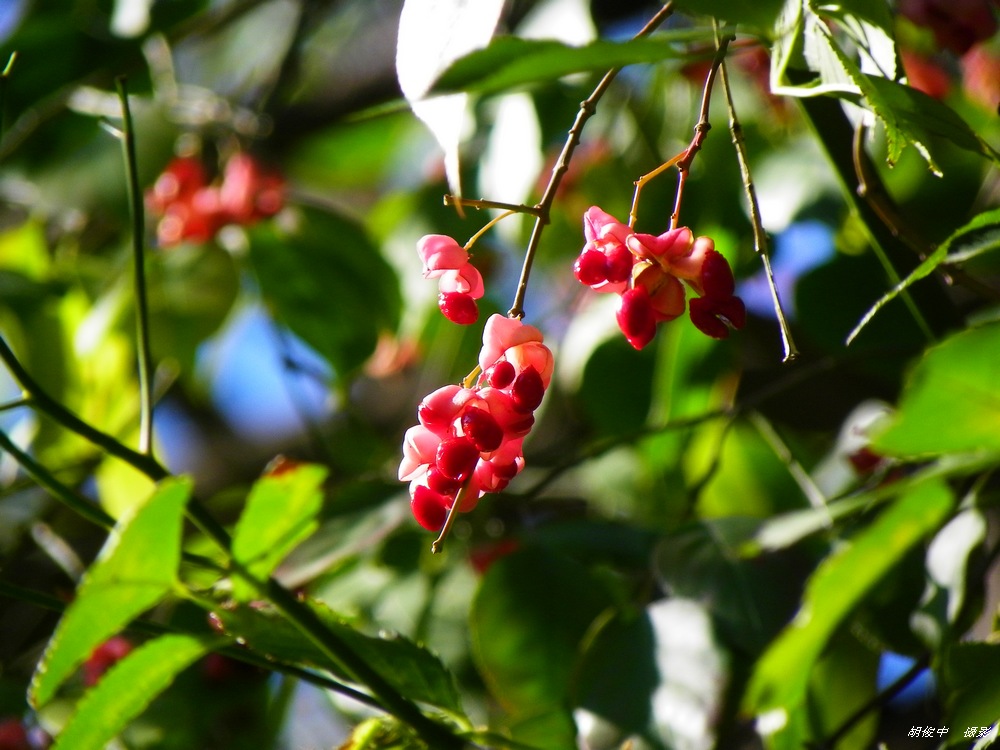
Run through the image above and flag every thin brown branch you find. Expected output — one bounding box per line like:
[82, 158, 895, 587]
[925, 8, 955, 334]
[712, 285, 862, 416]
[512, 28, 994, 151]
[506, 2, 676, 319]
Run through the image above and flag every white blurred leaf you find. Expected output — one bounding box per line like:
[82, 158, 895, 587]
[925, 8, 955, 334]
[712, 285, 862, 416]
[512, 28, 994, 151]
[396, 0, 506, 195]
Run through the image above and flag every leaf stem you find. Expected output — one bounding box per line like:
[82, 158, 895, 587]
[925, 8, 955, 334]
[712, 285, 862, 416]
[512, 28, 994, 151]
[0, 579, 385, 711]
[506, 2, 676, 320]
[717, 33, 798, 361]
[114, 76, 156, 456]
[444, 194, 543, 218]
[431, 481, 473, 554]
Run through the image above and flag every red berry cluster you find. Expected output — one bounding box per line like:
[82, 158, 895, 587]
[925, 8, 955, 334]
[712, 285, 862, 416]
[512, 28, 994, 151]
[898, 0, 997, 55]
[146, 153, 285, 247]
[399, 314, 553, 531]
[573, 206, 745, 349]
[82, 635, 133, 687]
[416, 235, 485, 325]
[0, 719, 31, 750]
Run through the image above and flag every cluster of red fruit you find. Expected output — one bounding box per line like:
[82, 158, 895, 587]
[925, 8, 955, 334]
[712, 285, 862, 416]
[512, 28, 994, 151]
[573, 206, 745, 349]
[146, 152, 285, 248]
[399, 314, 553, 532]
[898, 0, 999, 108]
[416, 234, 485, 325]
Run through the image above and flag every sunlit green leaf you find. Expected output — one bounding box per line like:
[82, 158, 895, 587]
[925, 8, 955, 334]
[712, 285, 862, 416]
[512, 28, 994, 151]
[576, 599, 728, 749]
[746, 478, 952, 719]
[51, 634, 217, 750]
[873, 322, 1000, 457]
[215, 599, 463, 715]
[430, 31, 716, 96]
[30, 477, 192, 708]
[231, 462, 328, 602]
[911, 507, 988, 650]
[247, 206, 401, 377]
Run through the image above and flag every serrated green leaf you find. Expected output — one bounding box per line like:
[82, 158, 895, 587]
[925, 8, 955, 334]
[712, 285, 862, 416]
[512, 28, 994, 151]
[30, 477, 192, 708]
[429, 32, 715, 96]
[215, 599, 463, 715]
[51, 634, 217, 750]
[847, 208, 1000, 344]
[247, 206, 401, 377]
[746, 478, 953, 719]
[231, 462, 328, 602]
[873, 322, 1000, 457]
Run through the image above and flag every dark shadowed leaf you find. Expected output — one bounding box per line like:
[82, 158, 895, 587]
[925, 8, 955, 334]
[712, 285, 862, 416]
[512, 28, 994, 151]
[247, 206, 401, 377]
[430, 31, 715, 96]
[214, 599, 463, 715]
[746, 479, 952, 722]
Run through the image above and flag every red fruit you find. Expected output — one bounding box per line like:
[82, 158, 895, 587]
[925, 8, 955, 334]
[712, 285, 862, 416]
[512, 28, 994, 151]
[605, 244, 634, 283]
[83, 635, 133, 687]
[616, 286, 657, 350]
[689, 295, 746, 339]
[411, 485, 450, 531]
[486, 360, 516, 389]
[699, 249, 736, 299]
[573, 249, 609, 285]
[461, 408, 504, 452]
[435, 436, 481, 481]
[0, 719, 30, 750]
[438, 292, 479, 325]
[426, 465, 463, 494]
[510, 367, 545, 412]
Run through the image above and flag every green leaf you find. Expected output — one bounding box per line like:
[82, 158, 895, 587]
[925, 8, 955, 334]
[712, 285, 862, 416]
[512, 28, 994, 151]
[146, 243, 239, 375]
[746, 478, 953, 721]
[940, 643, 1000, 736]
[654, 518, 810, 655]
[873, 322, 1000, 457]
[911, 507, 988, 650]
[247, 206, 401, 377]
[847, 208, 1000, 344]
[51, 634, 217, 750]
[215, 599, 463, 715]
[575, 599, 728, 750]
[470, 546, 610, 720]
[430, 32, 715, 96]
[672, 0, 785, 29]
[30, 477, 192, 708]
[231, 462, 328, 602]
